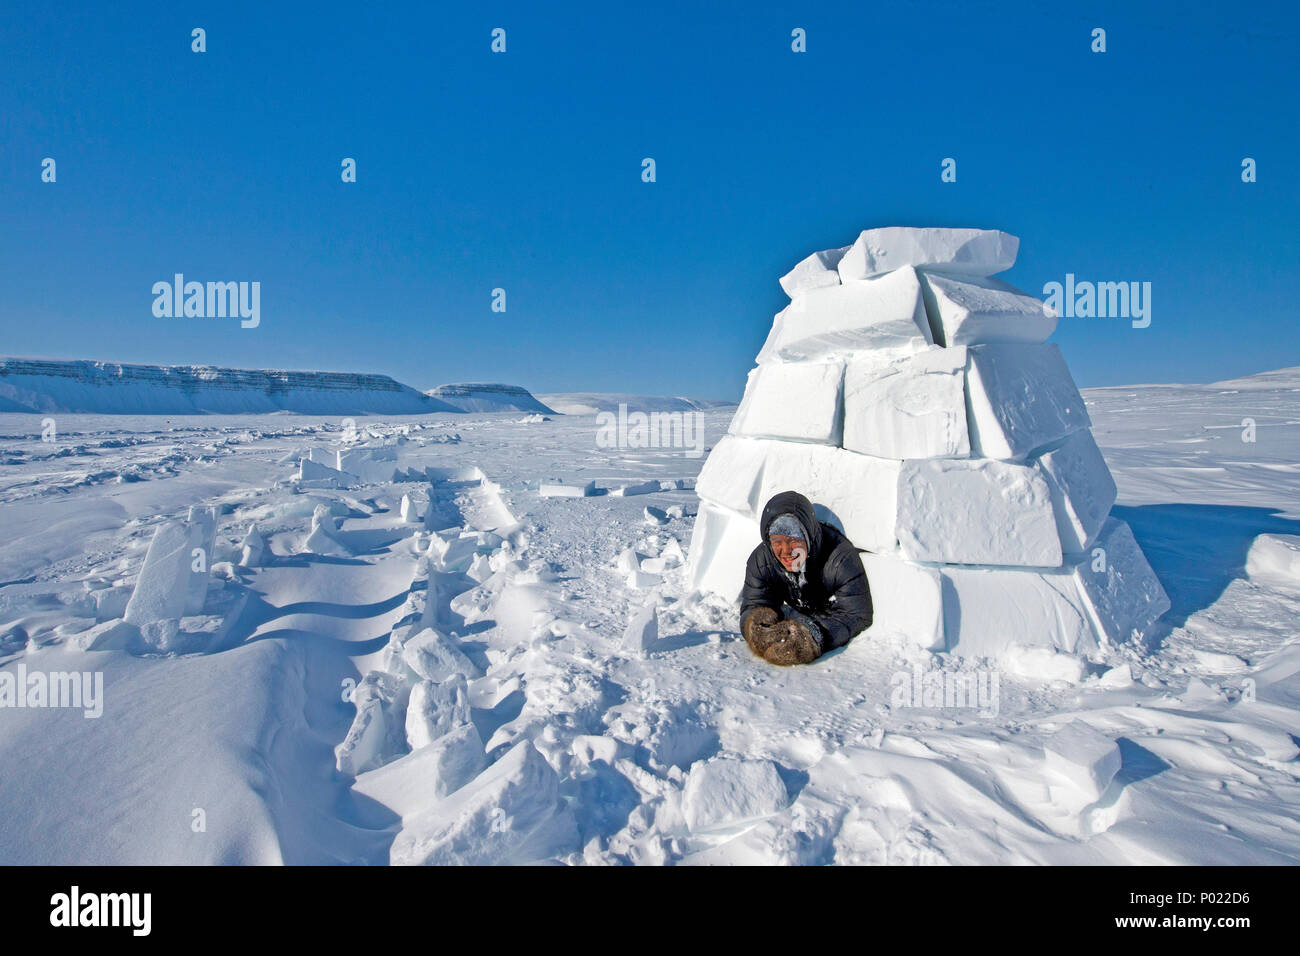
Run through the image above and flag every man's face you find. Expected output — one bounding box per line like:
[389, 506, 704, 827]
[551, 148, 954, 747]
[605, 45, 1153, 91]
[769, 534, 808, 572]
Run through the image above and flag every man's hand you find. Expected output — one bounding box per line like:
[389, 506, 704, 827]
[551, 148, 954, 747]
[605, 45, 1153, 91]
[762, 618, 823, 666]
[741, 606, 781, 657]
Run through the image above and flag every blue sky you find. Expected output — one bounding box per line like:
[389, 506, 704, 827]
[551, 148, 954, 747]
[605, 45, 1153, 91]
[2, 1, 1297, 400]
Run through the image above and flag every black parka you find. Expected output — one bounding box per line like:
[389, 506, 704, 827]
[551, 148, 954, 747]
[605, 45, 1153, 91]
[739, 490, 874, 650]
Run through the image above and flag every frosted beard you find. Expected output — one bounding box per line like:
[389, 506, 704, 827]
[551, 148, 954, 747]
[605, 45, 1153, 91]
[788, 545, 807, 572]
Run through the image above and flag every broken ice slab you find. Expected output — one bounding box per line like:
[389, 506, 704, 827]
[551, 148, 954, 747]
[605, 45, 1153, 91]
[538, 479, 596, 498]
[335, 671, 411, 776]
[842, 347, 969, 460]
[352, 723, 488, 812]
[124, 517, 212, 628]
[919, 272, 1057, 347]
[389, 740, 562, 865]
[896, 458, 1062, 567]
[400, 628, 482, 682]
[405, 673, 473, 750]
[756, 266, 934, 364]
[184, 506, 217, 615]
[836, 226, 1019, 282]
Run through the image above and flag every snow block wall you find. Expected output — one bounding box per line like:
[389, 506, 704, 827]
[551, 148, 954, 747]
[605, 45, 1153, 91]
[688, 226, 1170, 659]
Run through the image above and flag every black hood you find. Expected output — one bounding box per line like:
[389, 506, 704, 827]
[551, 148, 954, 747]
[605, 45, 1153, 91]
[759, 490, 824, 562]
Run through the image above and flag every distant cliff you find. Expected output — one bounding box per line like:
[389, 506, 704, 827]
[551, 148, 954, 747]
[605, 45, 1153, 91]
[0, 357, 460, 415]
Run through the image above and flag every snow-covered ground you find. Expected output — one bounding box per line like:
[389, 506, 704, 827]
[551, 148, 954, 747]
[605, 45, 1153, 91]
[1, 369, 1298, 865]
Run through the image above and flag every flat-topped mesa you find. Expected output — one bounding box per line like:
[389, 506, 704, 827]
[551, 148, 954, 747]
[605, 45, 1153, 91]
[0, 357, 455, 415]
[425, 383, 555, 414]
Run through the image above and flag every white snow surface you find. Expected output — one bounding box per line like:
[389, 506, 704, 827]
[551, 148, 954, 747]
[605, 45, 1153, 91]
[2, 366, 1300, 865]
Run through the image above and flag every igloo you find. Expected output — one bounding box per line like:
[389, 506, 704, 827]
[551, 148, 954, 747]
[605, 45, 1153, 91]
[688, 226, 1170, 658]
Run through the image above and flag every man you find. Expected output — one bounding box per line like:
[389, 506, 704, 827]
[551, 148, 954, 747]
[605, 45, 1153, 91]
[739, 490, 873, 666]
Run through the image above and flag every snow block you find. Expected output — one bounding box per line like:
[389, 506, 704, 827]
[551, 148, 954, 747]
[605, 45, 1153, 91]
[539, 479, 596, 498]
[93, 584, 132, 622]
[687, 502, 761, 604]
[837, 227, 1019, 282]
[353, 723, 488, 814]
[400, 493, 425, 523]
[727, 361, 844, 444]
[756, 443, 901, 554]
[1246, 533, 1300, 585]
[298, 456, 358, 487]
[643, 505, 669, 525]
[778, 245, 849, 298]
[919, 272, 1057, 347]
[1072, 517, 1170, 646]
[626, 569, 662, 589]
[336, 671, 411, 776]
[756, 267, 934, 364]
[623, 595, 659, 653]
[858, 553, 944, 650]
[965, 344, 1091, 460]
[390, 740, 561, 866]
[434, 533, 481, 573]
[843, 347, 969, 459]
[682, 757, 790, 833]
[610, 479, 661, 497]
[405, 674, 472, 750]
[699, 436, 901, 554]
[940, 565, 1096, 658]
[897, 459, 1062, 567]
[695, 435, 767, 516]
[303, 508, 354, 557]
[238, 523, 266, 568]
[184, 506, 217, 615]
[401, 628, 482, 683]
[1043, 721, 1121, 801]
[1034, 430, 1117, 553]
[336, 444, 400, 483]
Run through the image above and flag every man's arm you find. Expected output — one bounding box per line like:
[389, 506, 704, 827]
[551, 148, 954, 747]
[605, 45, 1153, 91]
[738, 544, 783, 630]
[809, 546, 873, 649]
